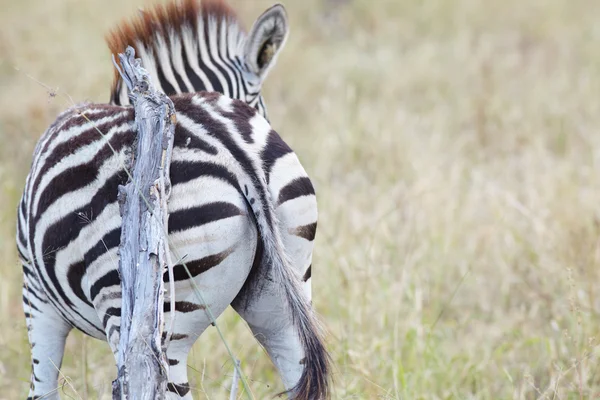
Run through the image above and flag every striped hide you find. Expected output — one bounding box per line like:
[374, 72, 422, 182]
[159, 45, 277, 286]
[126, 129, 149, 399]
[18, 92, 329, 399]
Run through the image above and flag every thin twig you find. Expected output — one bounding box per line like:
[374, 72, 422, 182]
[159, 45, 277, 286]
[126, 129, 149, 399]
[230, 359, 241, 400]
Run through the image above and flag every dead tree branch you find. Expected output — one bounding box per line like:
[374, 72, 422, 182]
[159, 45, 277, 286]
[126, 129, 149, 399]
[111, 46, 176, 400]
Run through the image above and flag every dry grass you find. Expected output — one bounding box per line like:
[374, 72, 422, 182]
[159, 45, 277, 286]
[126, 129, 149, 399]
[2, 0, 600, 398]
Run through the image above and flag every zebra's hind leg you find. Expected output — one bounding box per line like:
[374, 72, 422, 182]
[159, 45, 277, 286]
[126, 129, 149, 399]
[232, 280, 307, 395]
[23, 267, 72, 400]
[164, 335, 194, 400]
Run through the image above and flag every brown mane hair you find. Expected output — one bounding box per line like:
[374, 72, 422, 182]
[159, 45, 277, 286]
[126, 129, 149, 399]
[106, 0, 241, 98]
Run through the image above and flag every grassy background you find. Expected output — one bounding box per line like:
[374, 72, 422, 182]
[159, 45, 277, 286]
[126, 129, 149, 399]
[2, 0, 600, 398]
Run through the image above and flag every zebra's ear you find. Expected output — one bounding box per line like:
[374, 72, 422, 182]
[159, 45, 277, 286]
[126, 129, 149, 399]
[244, 4, 289, 80]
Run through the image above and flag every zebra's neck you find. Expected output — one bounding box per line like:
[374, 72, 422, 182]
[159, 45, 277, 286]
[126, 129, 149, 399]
[107, 0, 255, 106]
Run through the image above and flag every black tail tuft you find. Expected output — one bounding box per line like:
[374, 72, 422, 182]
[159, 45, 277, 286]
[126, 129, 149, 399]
[288, 305, 331, 400]
[276, 256, 332, 400]
[259, 225, 332, 399]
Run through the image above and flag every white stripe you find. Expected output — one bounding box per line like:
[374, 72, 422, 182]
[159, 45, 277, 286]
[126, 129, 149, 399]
[86, 246, 119, 300]
[247, 112, 271, 148]
[169, 175, 242, 213]
[269, 152, 309, 199]
[169, 31, 195, 92]
[216, 95, 234, 113]
[169, 213, 247, 259]
[277, 196, 318, 227]
[155, 33, 182, 93]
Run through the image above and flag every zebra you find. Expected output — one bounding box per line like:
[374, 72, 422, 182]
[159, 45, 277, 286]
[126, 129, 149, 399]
[18, 1, 328, 399]
[106, 0, 288, 119]
[18, 92, 329, 399]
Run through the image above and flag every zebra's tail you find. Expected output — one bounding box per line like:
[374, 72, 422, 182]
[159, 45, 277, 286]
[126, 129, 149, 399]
[243, 187, 331, 399]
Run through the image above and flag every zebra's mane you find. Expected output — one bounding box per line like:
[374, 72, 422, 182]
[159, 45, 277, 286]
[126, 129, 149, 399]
[106, 0, 245, 101]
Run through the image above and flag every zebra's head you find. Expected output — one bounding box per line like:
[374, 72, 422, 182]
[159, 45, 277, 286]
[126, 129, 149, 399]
[107, 0, 289, 119]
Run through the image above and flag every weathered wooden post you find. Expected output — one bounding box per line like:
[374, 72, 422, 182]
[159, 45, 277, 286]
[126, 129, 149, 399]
[111, 46, 176, 400]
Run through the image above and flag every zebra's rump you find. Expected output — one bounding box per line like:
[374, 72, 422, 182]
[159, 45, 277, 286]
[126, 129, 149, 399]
[19, 92, 291, 337]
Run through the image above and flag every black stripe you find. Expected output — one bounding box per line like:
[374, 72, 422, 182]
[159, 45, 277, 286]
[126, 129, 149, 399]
[303, 265, 312, 282]
[173, 124, 218, 154]
[166, 249, 233, 282]
[261, 130, 293, 183]
[22, 265, 36, 278]
[23, 284, 47, 304]
[216, 99, 257, 144]
[170, 54, 189, 94]
[102, 307, 121, 328]
[66, 261, 93, 308]
[111, 80, 122, 106]
[25, 263, 101, 337]
[17, 246, 29, 263]
[154, 57, 177, 96]
[167, 382, 190, 397]
[90, 270, 120, 302]
[164, 301, 205, 313]
[170, 160, 239, 188]
[20, 197, 27, 218]
[22, 279, 42, 295]
[170, 333, 188, 341]
[292, 222, 317, 242]
[277, 177, 315, 206]
[168, 358, 179, 366]
[168, 201, 243, 233]
[23, 295, 40, 312]
[22, 273, 42, 294]
[108, 324, 120, 339]
[232, 223, 265, 310]
[85, 227, 121, 268]
[17, 210, 28, 251]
